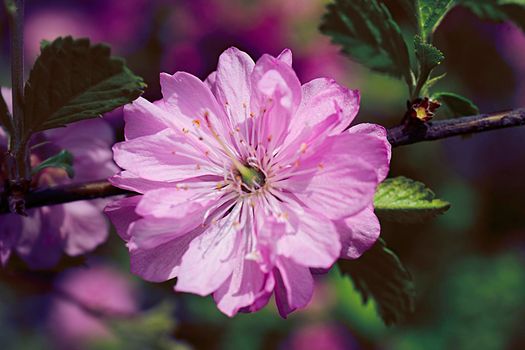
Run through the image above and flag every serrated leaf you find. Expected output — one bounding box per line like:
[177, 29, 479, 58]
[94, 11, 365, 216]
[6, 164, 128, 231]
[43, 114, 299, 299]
[320, 0, 411, 81]
[419, 0, 456, 39]
[23, 36, 145, 135]
[374, 176, 450, 223]
[432, 91, 480, 117]
[459, 0, 525, 32]
[31, 149, 74, 178]
[338, 238, 415, 325]
[414, 35, 445, 71]
[0, 91, 12, 134]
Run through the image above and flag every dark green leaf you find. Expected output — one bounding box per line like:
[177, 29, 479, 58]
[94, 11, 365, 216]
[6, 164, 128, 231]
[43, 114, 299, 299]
[459, 0, 525, 32]
[24, 36, 145, 135]
[419, 0, 456, 39]
[432, 91, 480, 117]
[374, 176, 450, 223]
[338, 238, 415, 325]
[414, 35, 445, 71]
[320, 0, 412, 81]
[31, 149, 74, 178]
[0, 91, 12, 134]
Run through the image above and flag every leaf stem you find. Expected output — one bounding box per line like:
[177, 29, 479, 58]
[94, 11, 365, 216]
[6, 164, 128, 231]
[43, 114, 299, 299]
[0, 108, 524, 213]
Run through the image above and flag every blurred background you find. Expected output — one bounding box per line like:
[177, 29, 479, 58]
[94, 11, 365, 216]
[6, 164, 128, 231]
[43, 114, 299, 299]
[0, 0, 524, 349]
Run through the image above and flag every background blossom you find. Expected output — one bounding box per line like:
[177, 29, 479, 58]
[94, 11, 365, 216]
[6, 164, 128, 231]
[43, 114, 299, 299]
[0, 89, 117, 269]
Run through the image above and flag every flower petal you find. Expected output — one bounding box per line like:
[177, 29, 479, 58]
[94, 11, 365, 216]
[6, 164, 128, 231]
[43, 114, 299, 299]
[280, 132, 388, 219]
[104, 195, 141, 241]
[250, 54, 302, 151]
[175, 204, 242, 296]
[286, 78, 360, 144]
[276, 206, 341, 269]
[130, 228, 201, 282]
[336, 205, 380, 259]
[62, 201, 109, 256]
[123, 97, 171, 140]
[113, 129, 221, 182]
[16, 207, 65, 269]
[274, 257, 314, 318]
[347, 123, 391, 182]
[213, 47, 255, 126]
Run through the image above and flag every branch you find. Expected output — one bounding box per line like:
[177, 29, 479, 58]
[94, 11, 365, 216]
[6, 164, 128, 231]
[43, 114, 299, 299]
[0, 181, 131, 213]
[0, 108, 524, 214]
[387, 108, 525, 146]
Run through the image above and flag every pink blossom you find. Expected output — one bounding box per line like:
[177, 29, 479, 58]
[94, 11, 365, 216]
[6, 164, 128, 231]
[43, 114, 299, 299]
[107, 48, 390, 317]
[0, 88, 117, 269]
[48, 264, 138, 349]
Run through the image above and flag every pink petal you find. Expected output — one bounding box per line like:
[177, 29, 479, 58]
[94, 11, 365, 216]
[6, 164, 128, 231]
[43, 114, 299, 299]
[104, 195, 141, 241]
[287, 78, 360, 143]
[113, 129, 221, 182]
[160, 71, 232, 138]
[0, 214, 22, 266]
[336, 205, 380, 259]
[276, 48, 293, 66]
[281, 130, 390, 219]
[250, 54, 302, 151]
[62, 201, 109, 256]
[16, 207, 65, 269]
[175, 204, 242, 296]
[274, 257, 314, 318]
[347, 123, 391, 182]
[212, 47, 255, 126]
[130, 228, 201, 282]
[123, 97, 171, 140]
[276, 206, 341, 268]
[44, 119, 118, 183]
[213, 258, 267, 317]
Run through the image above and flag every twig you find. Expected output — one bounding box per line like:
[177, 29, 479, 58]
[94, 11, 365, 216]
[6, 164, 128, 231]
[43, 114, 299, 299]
[388, 108, 525, 146]
[0, 108, 524, 214]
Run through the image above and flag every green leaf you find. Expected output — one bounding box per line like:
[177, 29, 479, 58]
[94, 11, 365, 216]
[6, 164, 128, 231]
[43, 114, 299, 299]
[421, 72, 447, 95]
[459, 0, 525, 32]
[24, 36, 145, 135]
[432, 91, 480, 117]
[338, 238, 415, 325]
[418, 0, 456, 40]
[320, 0, 412, 81]
[0, 90, 12, 134]
[414, 35, 445, 71]
[374, 176, 450, 223]
[31, 149, 75, 178]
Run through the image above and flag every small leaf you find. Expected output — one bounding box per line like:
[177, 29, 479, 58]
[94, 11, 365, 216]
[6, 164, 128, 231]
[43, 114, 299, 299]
[419, 0, 456, 40]
[432, 92, 480, 117]
[24, 36, 145, 136]
[374, 176, 450, 223]
[31, 150, 75, 179]
[338, 238, 415, 325]
[414, 35, 445, 71]
[0, 91, 12, 134]
[421, 72, 447, 95]
[320, 0, 412, 82]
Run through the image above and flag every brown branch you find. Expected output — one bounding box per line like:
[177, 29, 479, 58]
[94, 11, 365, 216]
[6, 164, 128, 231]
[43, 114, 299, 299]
[1, 108, 524, 214]
[387, 108, 525, 146]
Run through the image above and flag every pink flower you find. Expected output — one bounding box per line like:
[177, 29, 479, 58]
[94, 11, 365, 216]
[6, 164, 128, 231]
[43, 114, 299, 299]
[48, 264, 138, 349]
[0, 88, 117, 269]
[106, 47, 390, 317]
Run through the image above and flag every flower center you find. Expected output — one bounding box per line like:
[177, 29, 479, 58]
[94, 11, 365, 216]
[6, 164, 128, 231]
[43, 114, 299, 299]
[238, 165, 266, 191]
